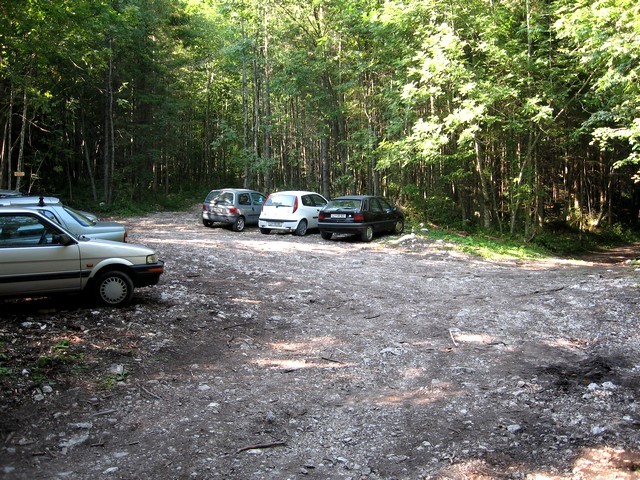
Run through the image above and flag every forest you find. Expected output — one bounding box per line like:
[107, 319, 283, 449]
[1, 0, 639, 236]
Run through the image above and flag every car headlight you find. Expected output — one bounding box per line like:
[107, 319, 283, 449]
[146, 254, 158, 264]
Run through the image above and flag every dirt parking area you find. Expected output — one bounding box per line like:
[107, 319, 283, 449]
[2, 206, 640, 479]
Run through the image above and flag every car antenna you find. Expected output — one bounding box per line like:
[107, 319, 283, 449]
[38, 195, 45, 206]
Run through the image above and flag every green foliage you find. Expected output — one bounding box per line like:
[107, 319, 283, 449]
[1, 0, 640, 238]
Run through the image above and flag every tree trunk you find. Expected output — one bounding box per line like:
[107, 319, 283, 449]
[474, 138, 493, 229]
[15, 87, 28, 192]
[104, 39, 115, 205]
[262, 9, 272, 192]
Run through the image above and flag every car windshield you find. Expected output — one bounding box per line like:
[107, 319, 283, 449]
[265, 194, 295, 207]
[65, 206, 96, 227]
[328, 199, 362, 210]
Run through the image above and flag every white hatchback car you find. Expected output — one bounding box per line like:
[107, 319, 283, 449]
[258, 191, 328, 236]
[0, 208, 164, 307]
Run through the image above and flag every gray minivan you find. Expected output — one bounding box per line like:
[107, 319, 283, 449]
[202, 188, 266, 232]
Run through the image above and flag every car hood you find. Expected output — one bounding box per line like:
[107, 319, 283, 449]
[75, 236, 156, 259]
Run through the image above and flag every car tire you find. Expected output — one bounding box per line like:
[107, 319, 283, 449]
[320, 231, 333, 240]
[361, 225, 374, 242]
[294, 219, 308, 236]
[232, 216, 246, 232]
[203, 219, 213, 227]
[260, 228, 271, 234]
[93, 270, 134, 307]
[393, 219, 404, 235]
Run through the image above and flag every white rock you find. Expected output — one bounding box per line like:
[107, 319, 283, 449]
[108, 364, 125, 375]
[507, 424, 521, 433]
[59, 434, 90, 449]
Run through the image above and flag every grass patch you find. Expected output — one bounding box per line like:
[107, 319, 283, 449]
[413, 220, 640, 261]
[421, 228, 552, 261]
[97, 369, 128, 390]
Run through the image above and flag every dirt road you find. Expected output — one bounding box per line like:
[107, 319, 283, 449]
[2, 207, 640, 479]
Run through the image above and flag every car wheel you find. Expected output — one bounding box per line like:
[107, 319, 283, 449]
[232, 216, 246, 232]
[294, 219, 308, 236]
[320, 231, 333, 240]
[260, 228, 271, 234]
[203, 219, 213, 227]
[361, 225, 374, 242]
[93, 270, 134, 307]
[393, 219, 404, 235]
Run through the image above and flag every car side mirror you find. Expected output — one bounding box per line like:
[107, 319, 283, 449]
[53, 233, 75, 246]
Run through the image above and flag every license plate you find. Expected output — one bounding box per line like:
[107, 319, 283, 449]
[268, 222, 282, 227]
[214, 207, 224, 214]
[331, 213, 347, 219]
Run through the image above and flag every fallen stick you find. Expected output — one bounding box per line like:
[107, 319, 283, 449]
[92, 409, 117, 417]
[236, 441, 286, 454]
[140, 385, 162, 400]
[321, 356, 344, 364]
[449, 329, 459, 347]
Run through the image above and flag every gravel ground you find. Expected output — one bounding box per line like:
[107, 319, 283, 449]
[1, 206, 640, 479]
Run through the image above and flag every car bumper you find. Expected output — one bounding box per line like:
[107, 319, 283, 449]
[131, 261, 165, 287]
[318, 222, 367, 235]
[258, 219, 298, 232]
[203, 212, 237, 224]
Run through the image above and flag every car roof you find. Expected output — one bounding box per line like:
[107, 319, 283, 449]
[331, 195, 375, 200]
[220, 188, 262, 193]
[210, 188, 262, 194]
[0, 196, 62, 207]
[0, 206, 54, 216]
[270, 190, 322, 196]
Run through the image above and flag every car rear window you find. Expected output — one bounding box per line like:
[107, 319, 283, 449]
[205, 190, 222, 202]
[65, 207, 95, 226]
[265, 194, 295, 207]
[328, 199, 361, 209]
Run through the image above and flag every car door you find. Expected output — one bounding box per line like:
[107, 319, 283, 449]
[377, 198, 397, 230]
[304, 194, 328, 228]
[248, 192, 266, 225]
[367, 197, 386, 231]
[0, 213, 82, 296]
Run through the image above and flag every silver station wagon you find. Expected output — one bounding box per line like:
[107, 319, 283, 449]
[0, 196, 127, 242]
[0, 208, 164, 307]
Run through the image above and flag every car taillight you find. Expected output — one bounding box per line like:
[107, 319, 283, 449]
[318, 211, 326, 220]
[202, 203, 206, 210]
[229, 207, 238, 214]
[354, 214, 364, 221]
[292, 196, 298, 213]
[124, 231, 128, 243]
